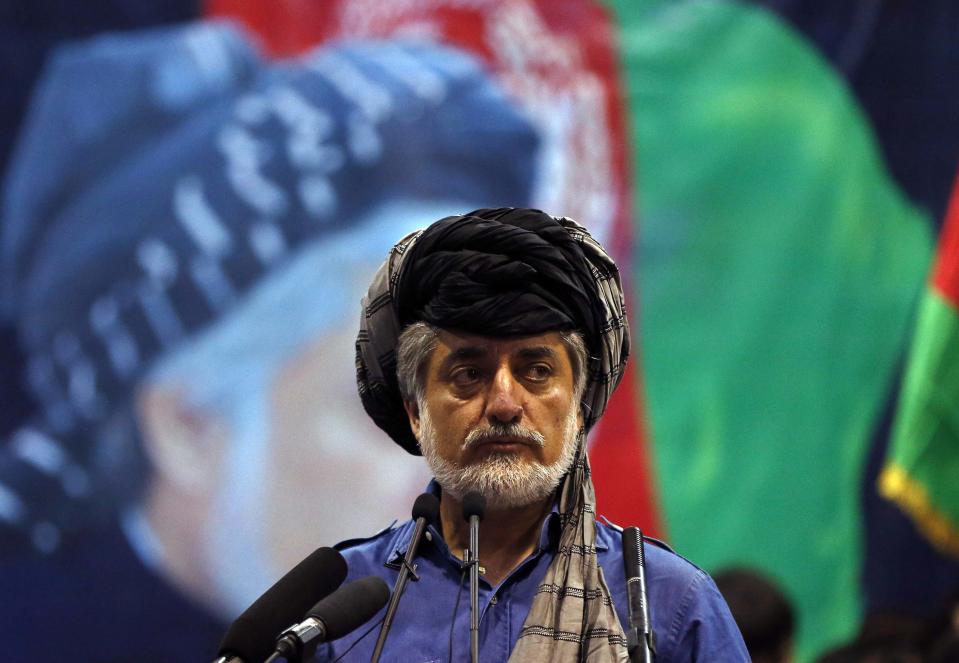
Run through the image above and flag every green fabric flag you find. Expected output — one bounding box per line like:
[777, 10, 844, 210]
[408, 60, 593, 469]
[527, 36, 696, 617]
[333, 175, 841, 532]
[605, 0, 932, 658]
[881, 179, 959, 559]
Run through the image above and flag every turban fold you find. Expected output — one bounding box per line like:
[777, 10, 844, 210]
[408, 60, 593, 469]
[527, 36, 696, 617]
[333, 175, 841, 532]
[356, 207, 630, 453]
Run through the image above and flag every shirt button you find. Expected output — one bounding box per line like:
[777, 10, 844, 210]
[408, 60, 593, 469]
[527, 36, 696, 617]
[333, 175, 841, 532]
[490, 595, 498, 605]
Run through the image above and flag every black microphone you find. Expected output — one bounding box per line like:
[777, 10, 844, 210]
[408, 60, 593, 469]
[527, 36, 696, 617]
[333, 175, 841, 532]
[462, 491, 486, 663]
[266, 576, 391, 663]
[213, 546, 348, 663]
[370, 492, 440, 663]
[622, 527, 655, 662]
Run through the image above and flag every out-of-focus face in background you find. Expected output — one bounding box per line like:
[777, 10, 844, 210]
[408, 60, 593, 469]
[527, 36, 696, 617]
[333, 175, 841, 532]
[264, 325, 424, 571]
[134, 208, 440, 616]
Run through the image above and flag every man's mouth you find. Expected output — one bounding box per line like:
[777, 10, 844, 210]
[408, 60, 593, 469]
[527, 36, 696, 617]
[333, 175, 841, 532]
[463, 425, 545, 450]
[473, 437, 531, 450]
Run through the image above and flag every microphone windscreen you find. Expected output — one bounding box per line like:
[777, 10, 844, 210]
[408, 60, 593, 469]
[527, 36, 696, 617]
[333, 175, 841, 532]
[622, 526, 642, 579]
[462, 491, 486, 521]
[217, 546, 348, 661]
[309, 576, 391, 640]
[412, 492, 440, 524]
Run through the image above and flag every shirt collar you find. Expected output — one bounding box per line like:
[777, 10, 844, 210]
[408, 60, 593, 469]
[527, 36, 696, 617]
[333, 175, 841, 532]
[384, 480, 607, 565]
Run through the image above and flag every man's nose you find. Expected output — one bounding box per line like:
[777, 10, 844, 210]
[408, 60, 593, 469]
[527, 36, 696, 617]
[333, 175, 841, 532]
[485, 367, 523, 424]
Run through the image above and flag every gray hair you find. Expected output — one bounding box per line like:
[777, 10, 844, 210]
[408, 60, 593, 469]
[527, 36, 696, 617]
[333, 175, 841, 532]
[396, 322, 589, 407]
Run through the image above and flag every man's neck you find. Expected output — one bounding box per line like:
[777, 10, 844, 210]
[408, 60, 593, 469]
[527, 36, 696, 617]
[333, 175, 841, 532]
[439, 492, 554, 587]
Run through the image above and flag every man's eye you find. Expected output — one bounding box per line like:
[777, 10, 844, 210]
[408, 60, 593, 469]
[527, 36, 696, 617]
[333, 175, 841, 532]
[451, 367, 481, 385]
[526, 364, 552, 381]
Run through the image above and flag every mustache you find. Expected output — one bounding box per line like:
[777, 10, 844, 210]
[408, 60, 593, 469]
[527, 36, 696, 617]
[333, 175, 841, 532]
[463, 423, 545, 449]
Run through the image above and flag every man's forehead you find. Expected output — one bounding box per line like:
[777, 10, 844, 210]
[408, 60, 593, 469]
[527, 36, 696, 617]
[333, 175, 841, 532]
[433, 329, 569, 359]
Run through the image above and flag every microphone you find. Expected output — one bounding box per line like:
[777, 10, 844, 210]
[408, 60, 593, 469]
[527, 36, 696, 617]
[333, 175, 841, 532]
[622, 527, 655, 662]
[213, 546, 348, 663]
[462, 491, 486, 663]
[266, 576, 391, 663]
[370, 492, 440, 663]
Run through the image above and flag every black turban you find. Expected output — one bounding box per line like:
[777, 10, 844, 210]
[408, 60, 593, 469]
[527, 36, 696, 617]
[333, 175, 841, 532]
[356, 207, 630, 454]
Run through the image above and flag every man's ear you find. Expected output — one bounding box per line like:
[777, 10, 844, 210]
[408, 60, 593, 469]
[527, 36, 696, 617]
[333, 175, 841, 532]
[136, 384, 228, 494]
[403, 398, 421, 439]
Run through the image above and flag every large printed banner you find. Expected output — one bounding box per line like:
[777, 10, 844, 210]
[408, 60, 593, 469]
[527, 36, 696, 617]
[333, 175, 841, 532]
[1, 1, 956, 661]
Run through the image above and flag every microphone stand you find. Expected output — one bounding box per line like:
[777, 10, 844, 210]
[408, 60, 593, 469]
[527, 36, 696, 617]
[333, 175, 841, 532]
[469, 519, 480, 663]
[462, 492, 486, 663]
[370, 493, 439, 663]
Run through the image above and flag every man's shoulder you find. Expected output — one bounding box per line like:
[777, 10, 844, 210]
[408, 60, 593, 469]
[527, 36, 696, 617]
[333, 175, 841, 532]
[595, 518, 707, 586]
[333, 519, 415, 575]
[595, 519, 750, 659]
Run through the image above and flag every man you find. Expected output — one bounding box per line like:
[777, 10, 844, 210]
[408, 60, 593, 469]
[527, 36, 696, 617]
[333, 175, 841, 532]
[318, 208, 748, 661]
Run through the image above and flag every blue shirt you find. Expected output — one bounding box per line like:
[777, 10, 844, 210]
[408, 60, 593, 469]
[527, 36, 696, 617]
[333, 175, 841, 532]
[315, 500, 748, 662]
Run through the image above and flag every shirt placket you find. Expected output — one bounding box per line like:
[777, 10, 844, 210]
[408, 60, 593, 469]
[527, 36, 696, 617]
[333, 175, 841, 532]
[474, 543, 548, 662]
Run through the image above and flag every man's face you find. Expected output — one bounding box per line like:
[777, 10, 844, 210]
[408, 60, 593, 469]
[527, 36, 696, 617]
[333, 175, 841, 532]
[406, 329, 583, 508]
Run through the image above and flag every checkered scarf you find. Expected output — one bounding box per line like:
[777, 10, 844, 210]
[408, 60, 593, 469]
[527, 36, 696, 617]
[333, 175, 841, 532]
[355, 208, 630, 661]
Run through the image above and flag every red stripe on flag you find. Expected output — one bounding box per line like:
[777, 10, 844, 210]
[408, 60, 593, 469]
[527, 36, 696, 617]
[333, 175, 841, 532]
[588, 357, 663, 538]
[932, 172, 959, 309]
[204, 0, 336, 56]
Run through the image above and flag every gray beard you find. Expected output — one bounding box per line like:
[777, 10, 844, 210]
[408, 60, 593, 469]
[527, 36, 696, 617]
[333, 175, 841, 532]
[417, 405, 581, 510]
